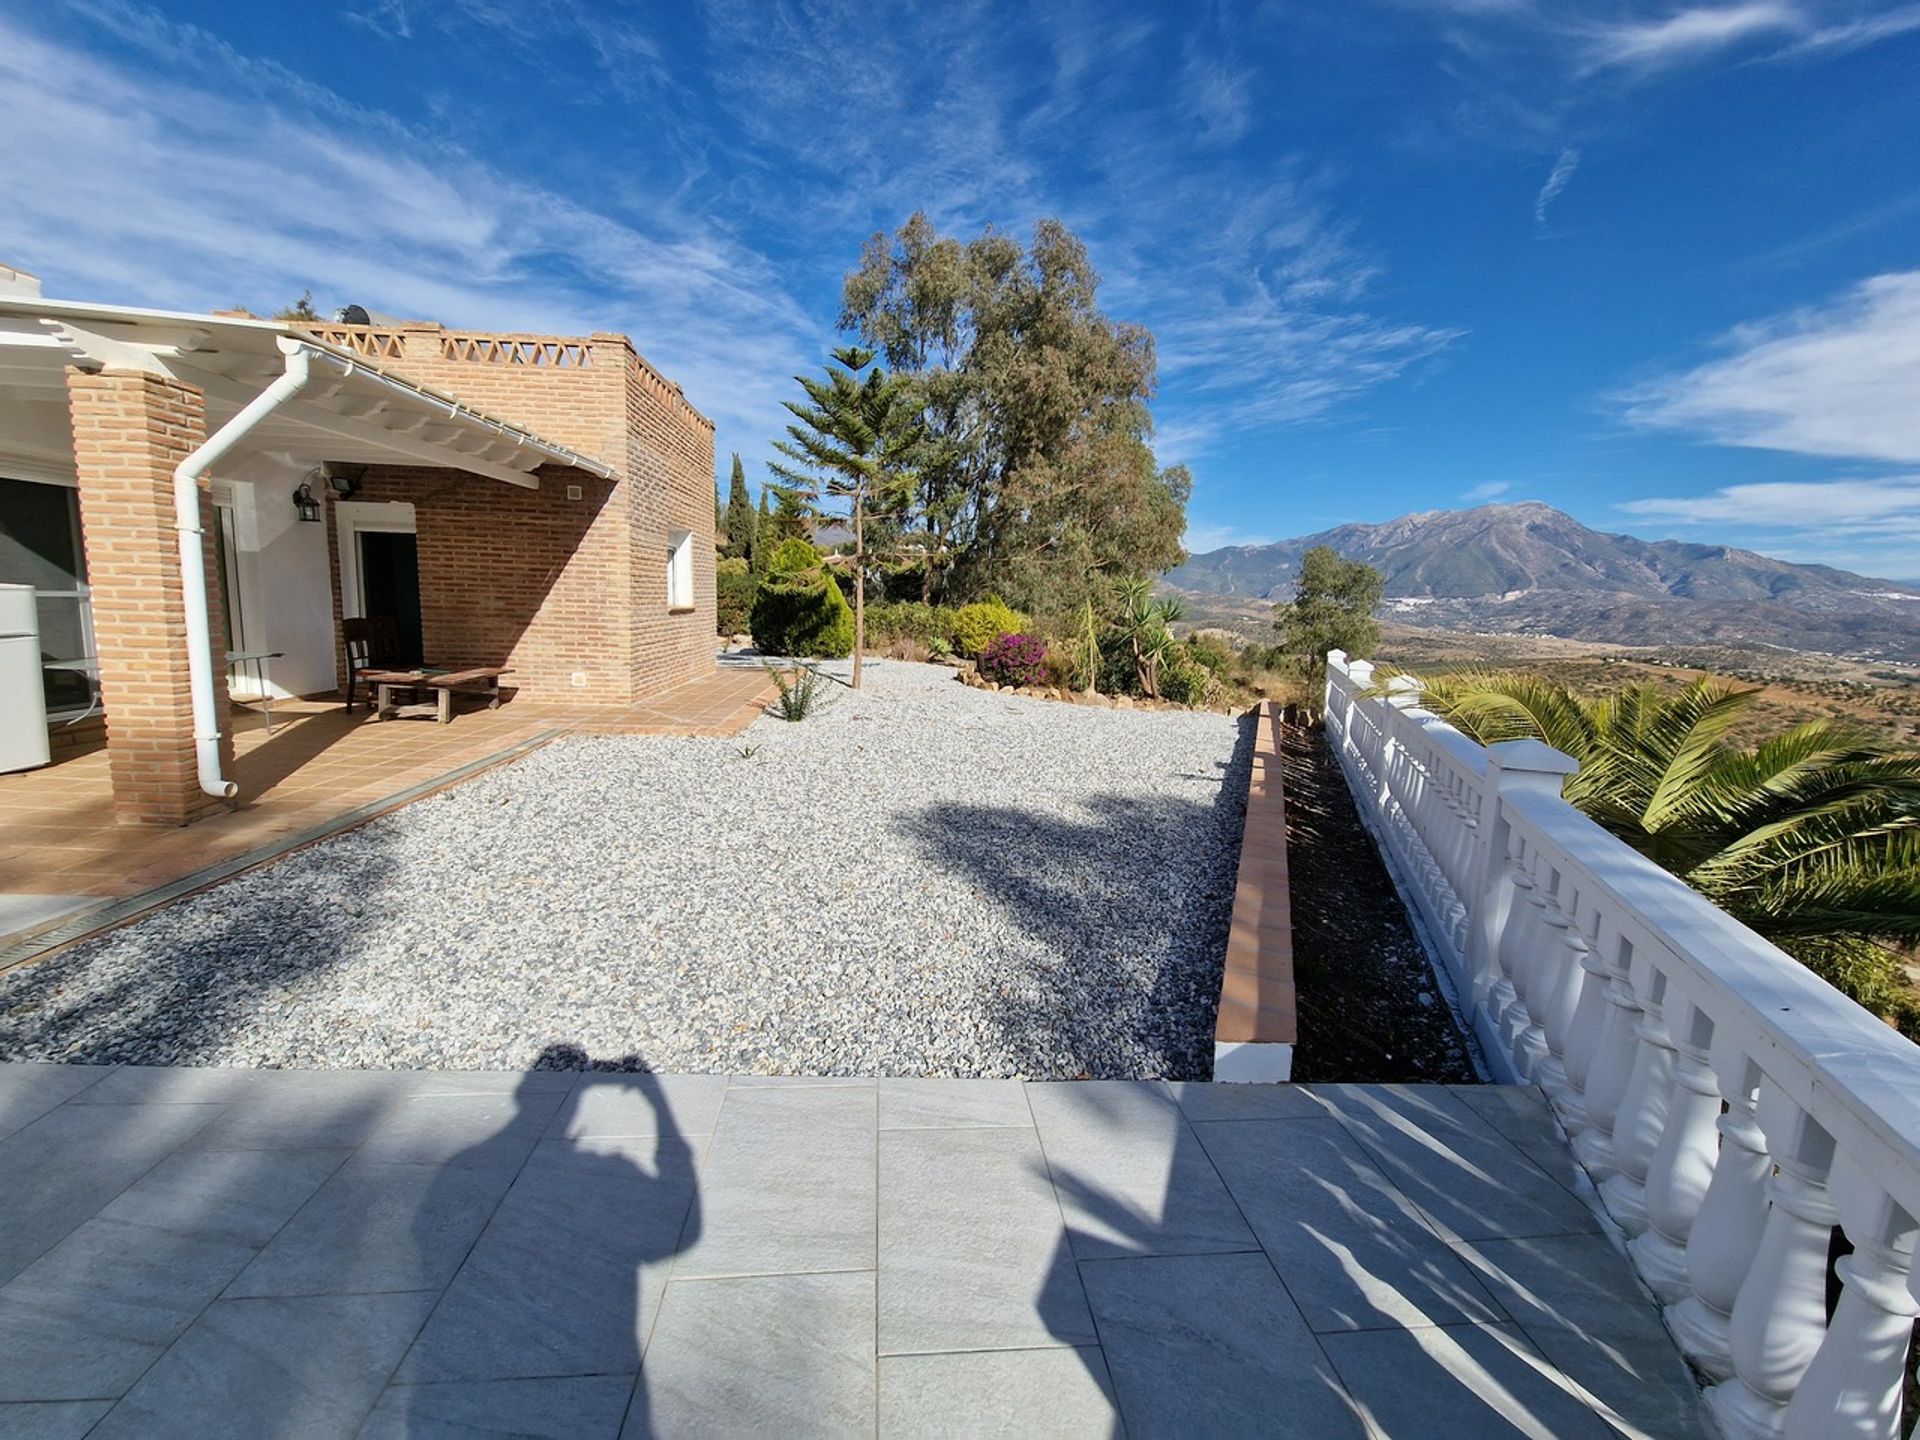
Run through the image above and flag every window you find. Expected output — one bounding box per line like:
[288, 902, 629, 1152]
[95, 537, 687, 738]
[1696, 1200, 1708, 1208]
[666, 529, 694, 611]
[0, 477, 94, 716]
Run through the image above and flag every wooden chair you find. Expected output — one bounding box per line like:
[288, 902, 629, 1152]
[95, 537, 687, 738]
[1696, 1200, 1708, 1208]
[343, 616, 408, 712]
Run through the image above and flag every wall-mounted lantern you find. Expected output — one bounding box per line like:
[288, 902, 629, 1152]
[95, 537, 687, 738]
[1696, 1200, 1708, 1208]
[291, 482, 322, 523]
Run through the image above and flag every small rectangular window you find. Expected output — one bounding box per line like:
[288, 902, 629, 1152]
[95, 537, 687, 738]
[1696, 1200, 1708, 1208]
[666, 529, 694, 610]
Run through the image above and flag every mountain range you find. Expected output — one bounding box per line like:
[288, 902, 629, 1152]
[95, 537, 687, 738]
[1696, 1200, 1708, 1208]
[1162, 503, 1920, 661]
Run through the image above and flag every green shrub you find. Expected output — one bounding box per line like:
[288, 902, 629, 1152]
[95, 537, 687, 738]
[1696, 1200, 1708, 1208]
[1185, 632, 1236, 676]
[767, 537, 821, 575]
[950, 599, 1027, 658]
[716, 564, 755, 636]
[864, 601, 951, 650]
[764, 661, 834, 721]
[1159, 648, 1221, 707]
[750, 543, 854, 658]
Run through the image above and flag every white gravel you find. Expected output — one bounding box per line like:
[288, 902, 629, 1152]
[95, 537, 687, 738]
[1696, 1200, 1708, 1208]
[0, 662, 1251, 1078]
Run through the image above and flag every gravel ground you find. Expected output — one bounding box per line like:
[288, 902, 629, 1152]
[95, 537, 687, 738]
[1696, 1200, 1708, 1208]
[0, 662, 1251, 1078]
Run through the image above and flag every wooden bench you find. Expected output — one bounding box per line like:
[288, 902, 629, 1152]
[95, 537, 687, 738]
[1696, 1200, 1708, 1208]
[360, 667, 513, 725]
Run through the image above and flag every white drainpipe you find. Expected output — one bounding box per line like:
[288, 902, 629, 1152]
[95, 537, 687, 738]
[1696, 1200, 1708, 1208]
[174, 337, 323, 800]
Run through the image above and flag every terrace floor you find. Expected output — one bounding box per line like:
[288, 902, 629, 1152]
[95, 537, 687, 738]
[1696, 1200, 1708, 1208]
[0, 666, 773, 955]
[0, 1064, 1706, 1439]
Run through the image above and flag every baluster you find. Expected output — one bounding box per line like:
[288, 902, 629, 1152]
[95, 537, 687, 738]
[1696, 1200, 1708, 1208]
[1708, 1093, 1839, 1440]
[1782, 1154, 1918, 1440]
[1513, 870, 1572, 1081]
[1667, 1047, 1769, 1381]
[1551, 908, 1611, 1135]
[1533, 890, 1592, 1105]
[1501, 854, 1558, 1059]
[1488, 847, 1541, 1048]
[1597, 959, 1678, 1235]
[1571, 932, 1646, 1179]
[1627, 995, 1720, 1300]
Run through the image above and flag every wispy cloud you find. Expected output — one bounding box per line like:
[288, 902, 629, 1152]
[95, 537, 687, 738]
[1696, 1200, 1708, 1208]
[1619, 476, 1920, 574]
[1577, 3, 1801, 72]
[0, 6, 823, 461]
[1622, 271, 1920, 464]
[1532, 146, 1580, 229]
[1463, 480, 1514, 501]
[1775, 1, 1920, 55]
[1179, 51, 1254, 145]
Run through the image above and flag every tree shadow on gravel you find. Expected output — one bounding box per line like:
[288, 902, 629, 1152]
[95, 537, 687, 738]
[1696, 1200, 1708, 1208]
[0, 829, 396, 1066]
[897, 711, 1255, 1080]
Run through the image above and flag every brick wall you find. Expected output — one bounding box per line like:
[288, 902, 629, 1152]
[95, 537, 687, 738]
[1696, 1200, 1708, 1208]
[326, 464, 633, 705]
[311, 322, 717, 701]
[66, 368, 234, 825]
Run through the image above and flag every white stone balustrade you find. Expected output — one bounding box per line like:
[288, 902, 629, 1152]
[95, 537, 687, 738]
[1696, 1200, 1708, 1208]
[1324, 651, 1920, 1440]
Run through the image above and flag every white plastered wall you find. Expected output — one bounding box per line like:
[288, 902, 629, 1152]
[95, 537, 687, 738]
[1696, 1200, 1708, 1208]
[215, 452, 335, 698]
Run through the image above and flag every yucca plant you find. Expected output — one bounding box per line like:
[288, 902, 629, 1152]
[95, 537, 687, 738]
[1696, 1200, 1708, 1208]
[764, 661, 833, 722]
[1392, 669, 1920, 1034]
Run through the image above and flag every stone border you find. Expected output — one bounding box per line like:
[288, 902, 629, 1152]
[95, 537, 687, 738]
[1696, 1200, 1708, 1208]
[1213, 700, 1298, 1082]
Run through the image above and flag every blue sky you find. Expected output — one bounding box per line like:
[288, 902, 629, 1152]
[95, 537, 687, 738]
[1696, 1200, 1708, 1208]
[3, 1, 1917, 577]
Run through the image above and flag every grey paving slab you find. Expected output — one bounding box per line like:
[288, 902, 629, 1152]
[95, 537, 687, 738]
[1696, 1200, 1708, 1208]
[359, 1375, 635, 1440]
[0, 1399, 114, 1439]
[547, 1072, 729, 1140]
[1447, 1085, 1591, 1199]
[0, 1062, 112, 1142]
[879, 1077, 1032, 1129]
[1460, 1236, 1712, 1440]
[1025, 1080, 1257, 1260]
[0, 1147, 346, 1401]
[728, 1074, 876, 1088]
[0, 1101, 221, 1285]
[408, 1068, 580, 1096]
[351, 1087, 568, 1169]
[1322, 1322, 1618, 1440]
[0, 1217, 257, 1401]
[1312, 1084, 1600, 1242]
[878, 1347, 1120, 1439]
[68, 1064, 264, 1105]
[1193, 1116, 1507, 1333]
[177, 1078, 411, 1152]
[879, 1125, 1095, 1354]
[1527, 1322, 1713, 1440]
[1080, 1250, 1369, 1440]
[88, 1290, 437, 1440]
[1165, 1079, 1328, 1122]
[225, 1159, 516, 1298]
[676, 1083, 876, 1278]
[643, 1272, 874, 1438]
[399, 1132, 699, 1383]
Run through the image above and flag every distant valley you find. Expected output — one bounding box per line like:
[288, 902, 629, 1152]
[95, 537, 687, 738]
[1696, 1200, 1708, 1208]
[1163, 502, 1920, 663]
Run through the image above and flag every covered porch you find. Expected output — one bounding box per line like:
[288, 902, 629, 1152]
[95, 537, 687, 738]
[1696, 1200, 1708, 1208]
[0, 280, 618, 829]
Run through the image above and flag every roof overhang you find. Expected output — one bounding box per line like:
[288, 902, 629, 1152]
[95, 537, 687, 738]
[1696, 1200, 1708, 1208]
[0, 296, 615, 488]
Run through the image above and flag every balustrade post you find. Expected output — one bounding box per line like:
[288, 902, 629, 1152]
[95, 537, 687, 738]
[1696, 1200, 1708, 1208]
[1533, 894, 1592, 1103]
[1667, 1045, 1769, 1382]
[1708, 1091, 1840, 1440]
[1627, 995, 1720, 1299]
[1782, 1154, 1918, 1440]
[1465, 741, 1578, 1075]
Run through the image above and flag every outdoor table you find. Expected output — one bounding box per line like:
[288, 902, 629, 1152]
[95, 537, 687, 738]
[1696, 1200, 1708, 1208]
[360, 666, 512, 725]
[226, 648, 286, 733]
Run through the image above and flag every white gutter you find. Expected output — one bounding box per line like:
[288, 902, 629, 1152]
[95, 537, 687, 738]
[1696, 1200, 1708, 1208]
[174, 336, 325, 800]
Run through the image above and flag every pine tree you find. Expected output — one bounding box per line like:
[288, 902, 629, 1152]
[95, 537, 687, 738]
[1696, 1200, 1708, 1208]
[768, 345, 922, 689]
[722, 453, 755, 561]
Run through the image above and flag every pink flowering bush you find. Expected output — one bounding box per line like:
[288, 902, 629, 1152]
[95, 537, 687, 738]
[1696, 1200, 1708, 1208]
[979, 631, 1049, 687]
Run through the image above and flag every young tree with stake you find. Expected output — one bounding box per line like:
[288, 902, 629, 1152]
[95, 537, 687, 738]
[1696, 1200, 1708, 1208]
[767, 346, 922, 689]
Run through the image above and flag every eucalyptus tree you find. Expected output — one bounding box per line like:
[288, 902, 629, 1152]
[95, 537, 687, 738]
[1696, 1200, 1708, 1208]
[767, 345, 922, 689]
[841, 214, 1187, 614]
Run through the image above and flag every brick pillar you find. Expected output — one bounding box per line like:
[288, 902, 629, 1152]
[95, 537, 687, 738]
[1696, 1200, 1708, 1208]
[66, 368, 235, 825]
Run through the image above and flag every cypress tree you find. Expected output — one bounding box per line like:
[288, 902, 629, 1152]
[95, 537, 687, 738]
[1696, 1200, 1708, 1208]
[751, 488, 773, 574]
[722, 453, 755, 561]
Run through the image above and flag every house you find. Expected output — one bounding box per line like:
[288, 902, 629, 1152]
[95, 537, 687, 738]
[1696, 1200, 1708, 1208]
[0, 264, 717, 826]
